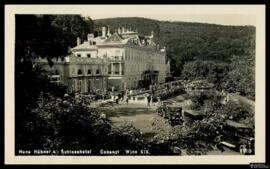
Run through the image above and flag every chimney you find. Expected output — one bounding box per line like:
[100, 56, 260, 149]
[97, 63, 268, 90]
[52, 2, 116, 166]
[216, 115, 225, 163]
[77, 37, 81, 46]
[107, 26, 111, 36]
[102, 26, 106, 38]
[87, 33, 94, 42]
[151, 30, 154, 37]
[118, 27, 121, 34]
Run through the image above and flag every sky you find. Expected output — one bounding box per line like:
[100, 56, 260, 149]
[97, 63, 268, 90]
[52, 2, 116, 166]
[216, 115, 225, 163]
[79, 5, 258, 26]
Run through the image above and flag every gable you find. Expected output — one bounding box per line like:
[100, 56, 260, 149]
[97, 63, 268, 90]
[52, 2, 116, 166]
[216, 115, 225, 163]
[104, 33, 123, 43]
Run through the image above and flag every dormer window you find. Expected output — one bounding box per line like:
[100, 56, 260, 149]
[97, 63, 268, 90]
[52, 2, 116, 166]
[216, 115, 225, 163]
[77, 54, 81, 57]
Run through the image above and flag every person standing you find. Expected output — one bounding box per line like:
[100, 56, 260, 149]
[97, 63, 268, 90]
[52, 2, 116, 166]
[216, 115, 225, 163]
[147, 95, 151, 107]
[240, 144, 247, 154]
[157, 96, 161, 106]
[115, 95, 119, 104]
[126, 96, 129, 105]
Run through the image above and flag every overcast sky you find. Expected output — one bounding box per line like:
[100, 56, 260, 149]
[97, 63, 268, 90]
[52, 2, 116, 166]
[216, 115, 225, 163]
[79, 5, 258, 26]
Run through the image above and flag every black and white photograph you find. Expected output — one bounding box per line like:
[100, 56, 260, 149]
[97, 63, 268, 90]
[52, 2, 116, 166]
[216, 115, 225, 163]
[4, 5, 266, 164]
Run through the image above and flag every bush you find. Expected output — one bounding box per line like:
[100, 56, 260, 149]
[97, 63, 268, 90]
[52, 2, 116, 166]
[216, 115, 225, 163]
[190, 91, 221, 110]
[220, 101, 251, 121]
[16, 93, 146, 154]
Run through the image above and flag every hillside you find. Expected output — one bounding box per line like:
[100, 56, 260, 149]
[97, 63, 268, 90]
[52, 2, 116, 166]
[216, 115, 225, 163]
[94, 17, 255, 75]
[95, 17, 255, 100]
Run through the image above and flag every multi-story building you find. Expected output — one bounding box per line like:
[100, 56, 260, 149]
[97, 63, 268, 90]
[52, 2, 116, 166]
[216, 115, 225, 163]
[36, 26, 170, 94]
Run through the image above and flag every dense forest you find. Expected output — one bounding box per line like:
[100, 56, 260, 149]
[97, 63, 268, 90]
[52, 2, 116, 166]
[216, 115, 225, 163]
[95, 17, 255, 99]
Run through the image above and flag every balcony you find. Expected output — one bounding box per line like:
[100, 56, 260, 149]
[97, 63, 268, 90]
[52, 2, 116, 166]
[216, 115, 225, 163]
[108, 71, 124, 76]
[107, 56, 124, 62]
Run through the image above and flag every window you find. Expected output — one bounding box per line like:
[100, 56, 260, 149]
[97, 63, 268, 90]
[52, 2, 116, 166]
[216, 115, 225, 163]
[115, 50, 120, 56]
[96, 69, 100, 74]
[103, 52, 107, 58]
[78, 80, 82, 93]
[88, 69, 92, 75]
[72, 80, 76, 92]
[78, 69, 83, 75]
[54, 69, 59, 75]
[87, 54, 91, 58]
[108, 65, 111, 74]
[77, 54, 81, 57]
[50, 70, 61, 84]
[87, 80, 92, 92]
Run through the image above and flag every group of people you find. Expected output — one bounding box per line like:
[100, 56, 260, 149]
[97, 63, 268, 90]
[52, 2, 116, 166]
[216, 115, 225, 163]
[112, 91, 153, 107]
[114, 93, 130, 105]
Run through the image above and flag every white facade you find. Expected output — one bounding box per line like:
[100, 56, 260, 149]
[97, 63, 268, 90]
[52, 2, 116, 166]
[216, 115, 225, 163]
[70, 26, 169, 90]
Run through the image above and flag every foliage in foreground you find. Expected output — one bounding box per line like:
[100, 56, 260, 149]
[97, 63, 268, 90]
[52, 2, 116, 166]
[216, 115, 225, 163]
[16, 91, 254, 155]
[149, 91, 254, 155]
[16, 93, 146, 154]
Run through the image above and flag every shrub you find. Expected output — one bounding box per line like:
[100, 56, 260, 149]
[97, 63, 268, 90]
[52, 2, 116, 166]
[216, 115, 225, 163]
[16, 93, 146, 154]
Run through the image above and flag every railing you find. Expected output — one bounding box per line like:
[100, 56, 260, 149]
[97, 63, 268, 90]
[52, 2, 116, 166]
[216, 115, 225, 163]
[108, 71, 124, 75]
[50, 75, 61, 84]
[107, 58, 124, 62]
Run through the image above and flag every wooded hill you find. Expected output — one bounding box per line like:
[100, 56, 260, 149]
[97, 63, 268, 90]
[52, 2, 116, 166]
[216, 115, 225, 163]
[95, 17, 255, 74]
[95, 17, 255, 99]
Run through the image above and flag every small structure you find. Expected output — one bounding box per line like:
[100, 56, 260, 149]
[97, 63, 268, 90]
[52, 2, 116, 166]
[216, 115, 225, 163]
[182, 109, 205, 123]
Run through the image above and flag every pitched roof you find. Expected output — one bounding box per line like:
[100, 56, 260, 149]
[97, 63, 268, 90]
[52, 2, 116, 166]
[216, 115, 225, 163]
[104, 32, 124, 43]
[97, 33, 129, 46]
[71, 41, 98, 51]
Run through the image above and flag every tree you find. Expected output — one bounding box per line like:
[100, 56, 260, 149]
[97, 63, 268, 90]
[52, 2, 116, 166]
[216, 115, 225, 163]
[220, 101, 250, 121]
[15, 14, 94, 107]
[16, 93, 146, 154]
[15, 15, 95, 151]
[51, 15, 94, 44]
[181, 60, 229, 89]
[224, 48, 255, 100]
